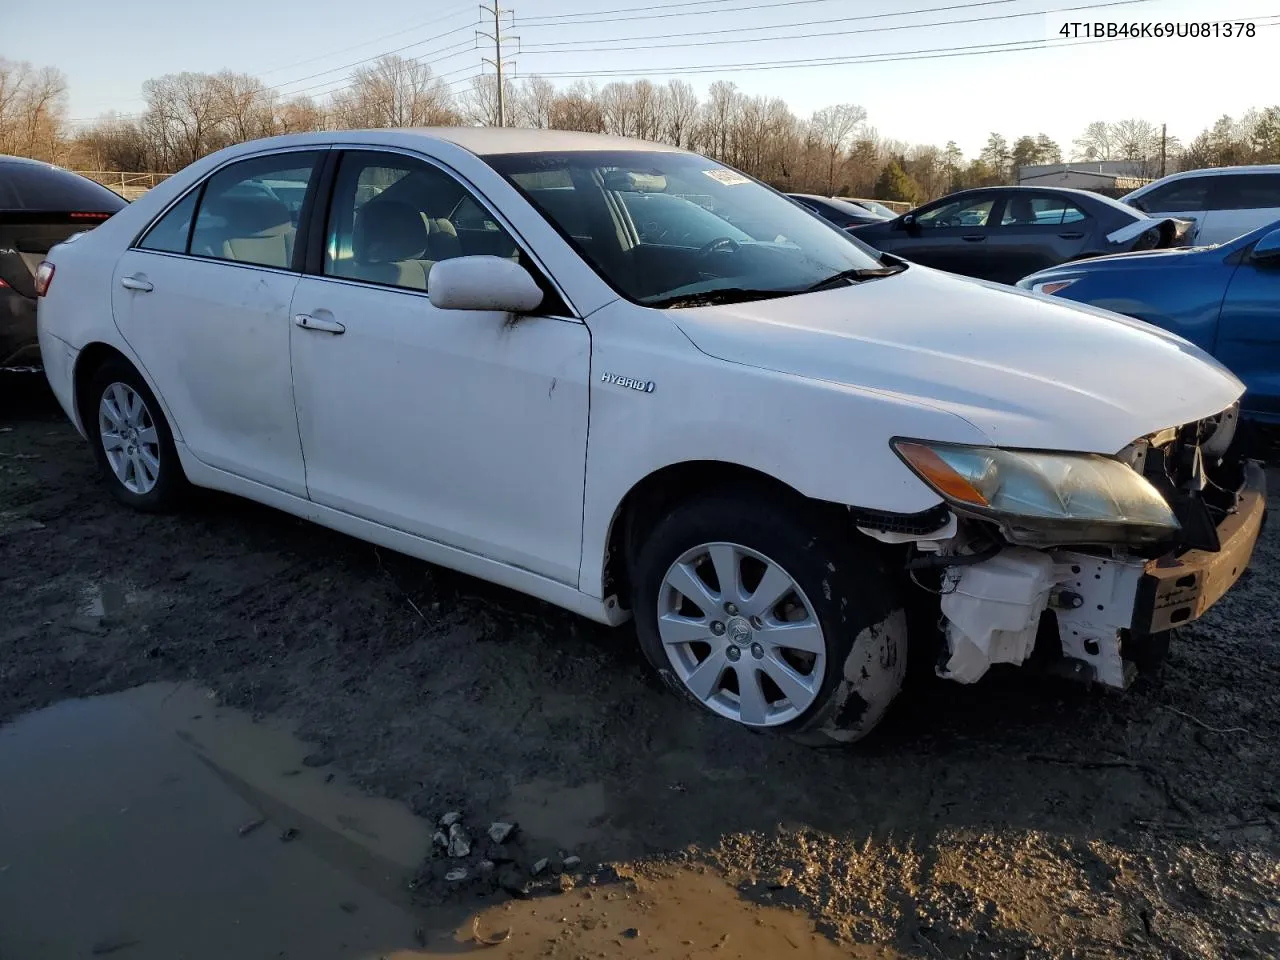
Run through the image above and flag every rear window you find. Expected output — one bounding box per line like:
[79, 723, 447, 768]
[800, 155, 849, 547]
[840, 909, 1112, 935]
[0, 162, 128, 212]
[1214, 173, 1280, 211]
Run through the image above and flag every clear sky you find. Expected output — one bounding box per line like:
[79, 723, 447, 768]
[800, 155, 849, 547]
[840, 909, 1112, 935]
[11, 0, 1279, 158]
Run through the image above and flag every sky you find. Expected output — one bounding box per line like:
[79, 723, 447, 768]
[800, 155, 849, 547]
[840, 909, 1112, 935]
[10, 0, 1280, 158]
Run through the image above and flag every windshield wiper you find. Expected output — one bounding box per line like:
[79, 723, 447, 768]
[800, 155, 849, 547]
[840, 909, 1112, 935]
[804, 264, 905, 293]
[646, 288, 788, 309]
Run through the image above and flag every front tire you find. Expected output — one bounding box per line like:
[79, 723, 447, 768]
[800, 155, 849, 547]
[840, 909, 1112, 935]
[631, 492, 907, 745]
[85, 357, 187, 512]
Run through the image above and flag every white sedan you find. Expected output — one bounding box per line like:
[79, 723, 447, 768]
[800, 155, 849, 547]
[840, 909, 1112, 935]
[37, 128, 1263, 744]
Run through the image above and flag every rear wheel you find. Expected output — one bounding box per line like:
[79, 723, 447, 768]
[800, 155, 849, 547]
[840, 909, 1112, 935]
[631, 492, 907, 745]
[85, 357, 187, 511]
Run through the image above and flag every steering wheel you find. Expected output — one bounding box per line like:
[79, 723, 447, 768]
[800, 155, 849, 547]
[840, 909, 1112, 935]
[696, 236, 741, 259]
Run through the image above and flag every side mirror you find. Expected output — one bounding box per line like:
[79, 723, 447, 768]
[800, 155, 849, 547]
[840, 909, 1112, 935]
[1250, 228, 1280, 263]
[428, 256, 544, 313]
[900, 214, 914, 228]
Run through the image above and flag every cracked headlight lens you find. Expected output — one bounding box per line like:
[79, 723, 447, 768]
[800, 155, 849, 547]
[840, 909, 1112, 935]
[893, 440, 1180, 545]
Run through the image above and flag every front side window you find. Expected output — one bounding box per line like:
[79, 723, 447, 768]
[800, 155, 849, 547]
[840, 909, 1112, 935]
[1000, 195, 1090, 227]
[484, 150, 886, 306]
[324, 151, 522, 292]
[915, 197, 996, 229]
[187, 152, 321, 269]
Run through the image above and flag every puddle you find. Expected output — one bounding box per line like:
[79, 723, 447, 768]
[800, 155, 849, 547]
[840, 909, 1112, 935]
[0, 684, 870, 959]
[0, 683, 438, 959]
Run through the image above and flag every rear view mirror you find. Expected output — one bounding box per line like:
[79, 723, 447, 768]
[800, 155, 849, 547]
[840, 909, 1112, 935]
[428, 256, 544, 313]
[602, 171, 668, 193]
[1250, 228, 1280, 263]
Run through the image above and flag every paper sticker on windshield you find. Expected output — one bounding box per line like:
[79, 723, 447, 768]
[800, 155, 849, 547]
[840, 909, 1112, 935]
[703, 169, 750, 186]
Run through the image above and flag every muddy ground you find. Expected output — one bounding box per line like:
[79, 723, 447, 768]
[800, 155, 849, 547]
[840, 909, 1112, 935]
[2, 374, 1279, 958]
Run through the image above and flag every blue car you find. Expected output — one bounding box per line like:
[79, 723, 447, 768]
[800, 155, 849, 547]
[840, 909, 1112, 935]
[1019, 219, 1280, 425]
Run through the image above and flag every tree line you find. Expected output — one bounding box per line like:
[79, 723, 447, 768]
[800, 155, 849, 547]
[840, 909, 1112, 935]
[4, 55, 1280, 203]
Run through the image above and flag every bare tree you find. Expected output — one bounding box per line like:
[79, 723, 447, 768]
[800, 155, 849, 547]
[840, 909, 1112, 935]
[213, 71, 276, 144]
[663, 80, 699, 150]
[275, 96, 327, 134]
[514, 76, 557, 129]
[700, 81, 741, 162]
[460, 73, 515, 127]
[809, 102, 866, 195]
[331, 55, 457, 129]
[1073, 120, 1114, 160]
[141, 72, 228, 169]
[0, 59, 69, 161]
[547, 82, 604, 132]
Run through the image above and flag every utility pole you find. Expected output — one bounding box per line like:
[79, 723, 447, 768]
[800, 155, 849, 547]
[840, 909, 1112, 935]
[478, 3, 518, 127]
[1160, 123, 1167, 178]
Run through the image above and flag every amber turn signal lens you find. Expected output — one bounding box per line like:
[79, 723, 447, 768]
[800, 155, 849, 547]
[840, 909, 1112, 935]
[895, 442, 990, 506]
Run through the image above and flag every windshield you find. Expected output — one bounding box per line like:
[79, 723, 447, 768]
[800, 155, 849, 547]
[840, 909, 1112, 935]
[484, 150, 886, 306]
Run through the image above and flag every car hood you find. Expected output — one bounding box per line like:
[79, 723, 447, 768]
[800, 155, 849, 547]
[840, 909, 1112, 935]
[667, 265, 1244, 453]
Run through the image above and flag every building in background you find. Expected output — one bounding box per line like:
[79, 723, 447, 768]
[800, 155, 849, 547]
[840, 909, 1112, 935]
[1017, 161, 1152, 197]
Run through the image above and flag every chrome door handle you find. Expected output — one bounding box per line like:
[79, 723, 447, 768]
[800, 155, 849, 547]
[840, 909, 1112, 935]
[294, 313, 345, 335]
[119, 276, 153, 292]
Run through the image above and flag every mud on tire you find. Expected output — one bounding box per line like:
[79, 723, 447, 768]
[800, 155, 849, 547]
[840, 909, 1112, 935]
[631, 491, 908, 745]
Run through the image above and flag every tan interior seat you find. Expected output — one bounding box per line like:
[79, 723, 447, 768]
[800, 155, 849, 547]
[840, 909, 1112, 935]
[213, 196, 296, 268]
[349, 200, 434, 290]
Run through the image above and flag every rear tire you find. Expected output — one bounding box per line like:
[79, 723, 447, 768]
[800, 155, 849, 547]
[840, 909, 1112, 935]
[85, 356, 187, 512]
[631, 491, 907, 745]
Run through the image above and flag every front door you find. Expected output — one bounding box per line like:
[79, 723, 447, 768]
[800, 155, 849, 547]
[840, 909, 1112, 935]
[110, 149, 325, 496]
[883, 194, 1000, 278]
[1216, 246, 1280, 421]
[288, 149, 591, 584]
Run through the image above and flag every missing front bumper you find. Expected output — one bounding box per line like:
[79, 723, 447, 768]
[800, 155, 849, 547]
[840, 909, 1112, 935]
[936, 460, 1267, 689]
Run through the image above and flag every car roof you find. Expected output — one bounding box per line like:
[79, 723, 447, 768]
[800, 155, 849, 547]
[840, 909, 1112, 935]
[1144, 164, 1280, 182]
[213, 127, 689, 159]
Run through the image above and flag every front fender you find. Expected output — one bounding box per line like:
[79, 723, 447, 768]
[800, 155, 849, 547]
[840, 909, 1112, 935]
[576, 304, 988, 598]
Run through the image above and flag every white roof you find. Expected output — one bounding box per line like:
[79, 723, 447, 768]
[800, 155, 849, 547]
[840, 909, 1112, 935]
[1142, 164, 1280, 184]
[225, 126, 687, 158]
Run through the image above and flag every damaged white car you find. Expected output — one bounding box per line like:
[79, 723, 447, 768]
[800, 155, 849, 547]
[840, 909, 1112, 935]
[36, 129, 1266, 744]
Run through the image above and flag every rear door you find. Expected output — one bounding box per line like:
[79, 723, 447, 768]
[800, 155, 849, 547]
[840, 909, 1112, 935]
[982, 193, 1095, 283]
[878, 193, 1001, 277]
[110, 148, 324, 496]
[1200, 173, 1280, 245]
[1131, 175, 1214, 243]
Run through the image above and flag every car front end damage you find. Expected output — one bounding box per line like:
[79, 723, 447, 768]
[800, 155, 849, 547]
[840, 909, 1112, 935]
[860, 403, 1266, 688]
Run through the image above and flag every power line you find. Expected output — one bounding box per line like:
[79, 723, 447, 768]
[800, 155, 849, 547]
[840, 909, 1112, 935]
[527, 19, 1280, 79]
[272, 23, 477, 91]
[478, 2, 519, 125]
[517, 0, 764, 22]
[516, 0, 1013, 29]
[258, 4, 477, 77]
[519, 0, 1161, 52]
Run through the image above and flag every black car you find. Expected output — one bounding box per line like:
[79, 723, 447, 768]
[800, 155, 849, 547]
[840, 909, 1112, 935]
[848, 186, 1192, 285]
[1, 156, 127, 369]
[787, 193, 889, 230]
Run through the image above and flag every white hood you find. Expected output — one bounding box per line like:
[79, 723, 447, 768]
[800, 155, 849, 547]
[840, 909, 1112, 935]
[669, 266, 1243, 453]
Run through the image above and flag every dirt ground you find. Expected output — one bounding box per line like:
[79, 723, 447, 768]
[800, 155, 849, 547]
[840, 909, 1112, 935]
[3, 374, 1279, 959]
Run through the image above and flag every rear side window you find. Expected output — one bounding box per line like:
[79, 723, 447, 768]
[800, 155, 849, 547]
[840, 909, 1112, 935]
[187, 152, 321, 269]
[0, 162, 127, 212]
[137, 191, 198, 253]
[1138, 177, 1212, 212]
[1000, 195, 1090, 226]
[1213, 173, 1280, 211]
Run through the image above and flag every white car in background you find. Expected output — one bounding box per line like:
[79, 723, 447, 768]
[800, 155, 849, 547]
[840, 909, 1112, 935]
[35, 128, 1264, 745]
[1123, 165, 1280, 245]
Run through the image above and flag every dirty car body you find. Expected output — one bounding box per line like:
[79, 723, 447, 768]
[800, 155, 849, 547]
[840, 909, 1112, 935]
[36, 128, 1265, 744]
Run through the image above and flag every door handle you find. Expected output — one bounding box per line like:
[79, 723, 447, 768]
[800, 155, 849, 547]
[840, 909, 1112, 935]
[119, 275, 153, 292]
[961, 235, 986, 242]
[294, 313, 345, 335]
[1058, 232, 1085, 239]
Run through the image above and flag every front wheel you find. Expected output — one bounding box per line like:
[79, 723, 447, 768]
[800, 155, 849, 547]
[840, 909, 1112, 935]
[631, 492, 907, 745]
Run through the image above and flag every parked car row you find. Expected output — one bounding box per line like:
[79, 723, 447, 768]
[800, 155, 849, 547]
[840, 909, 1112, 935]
[31, 128, 1265, 747]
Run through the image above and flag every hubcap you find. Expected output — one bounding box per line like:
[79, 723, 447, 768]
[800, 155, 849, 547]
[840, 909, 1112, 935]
[98, 382, 160, 495]
[656, 541, 827, 728]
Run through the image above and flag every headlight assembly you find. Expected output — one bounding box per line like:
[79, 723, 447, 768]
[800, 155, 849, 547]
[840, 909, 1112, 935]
[893, 440, 1180, 546]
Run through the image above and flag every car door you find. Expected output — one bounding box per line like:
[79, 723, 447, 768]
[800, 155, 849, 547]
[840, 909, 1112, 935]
[288, 148, 591, 585]
[1214, 236, 1280, 420]
[878, 194, 1000, 277]
[982, 193, 1095, 283]
[110, 148, 325, 496]
[1129, 175, 1213, 243]
[1200, 173, 1280, 245]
